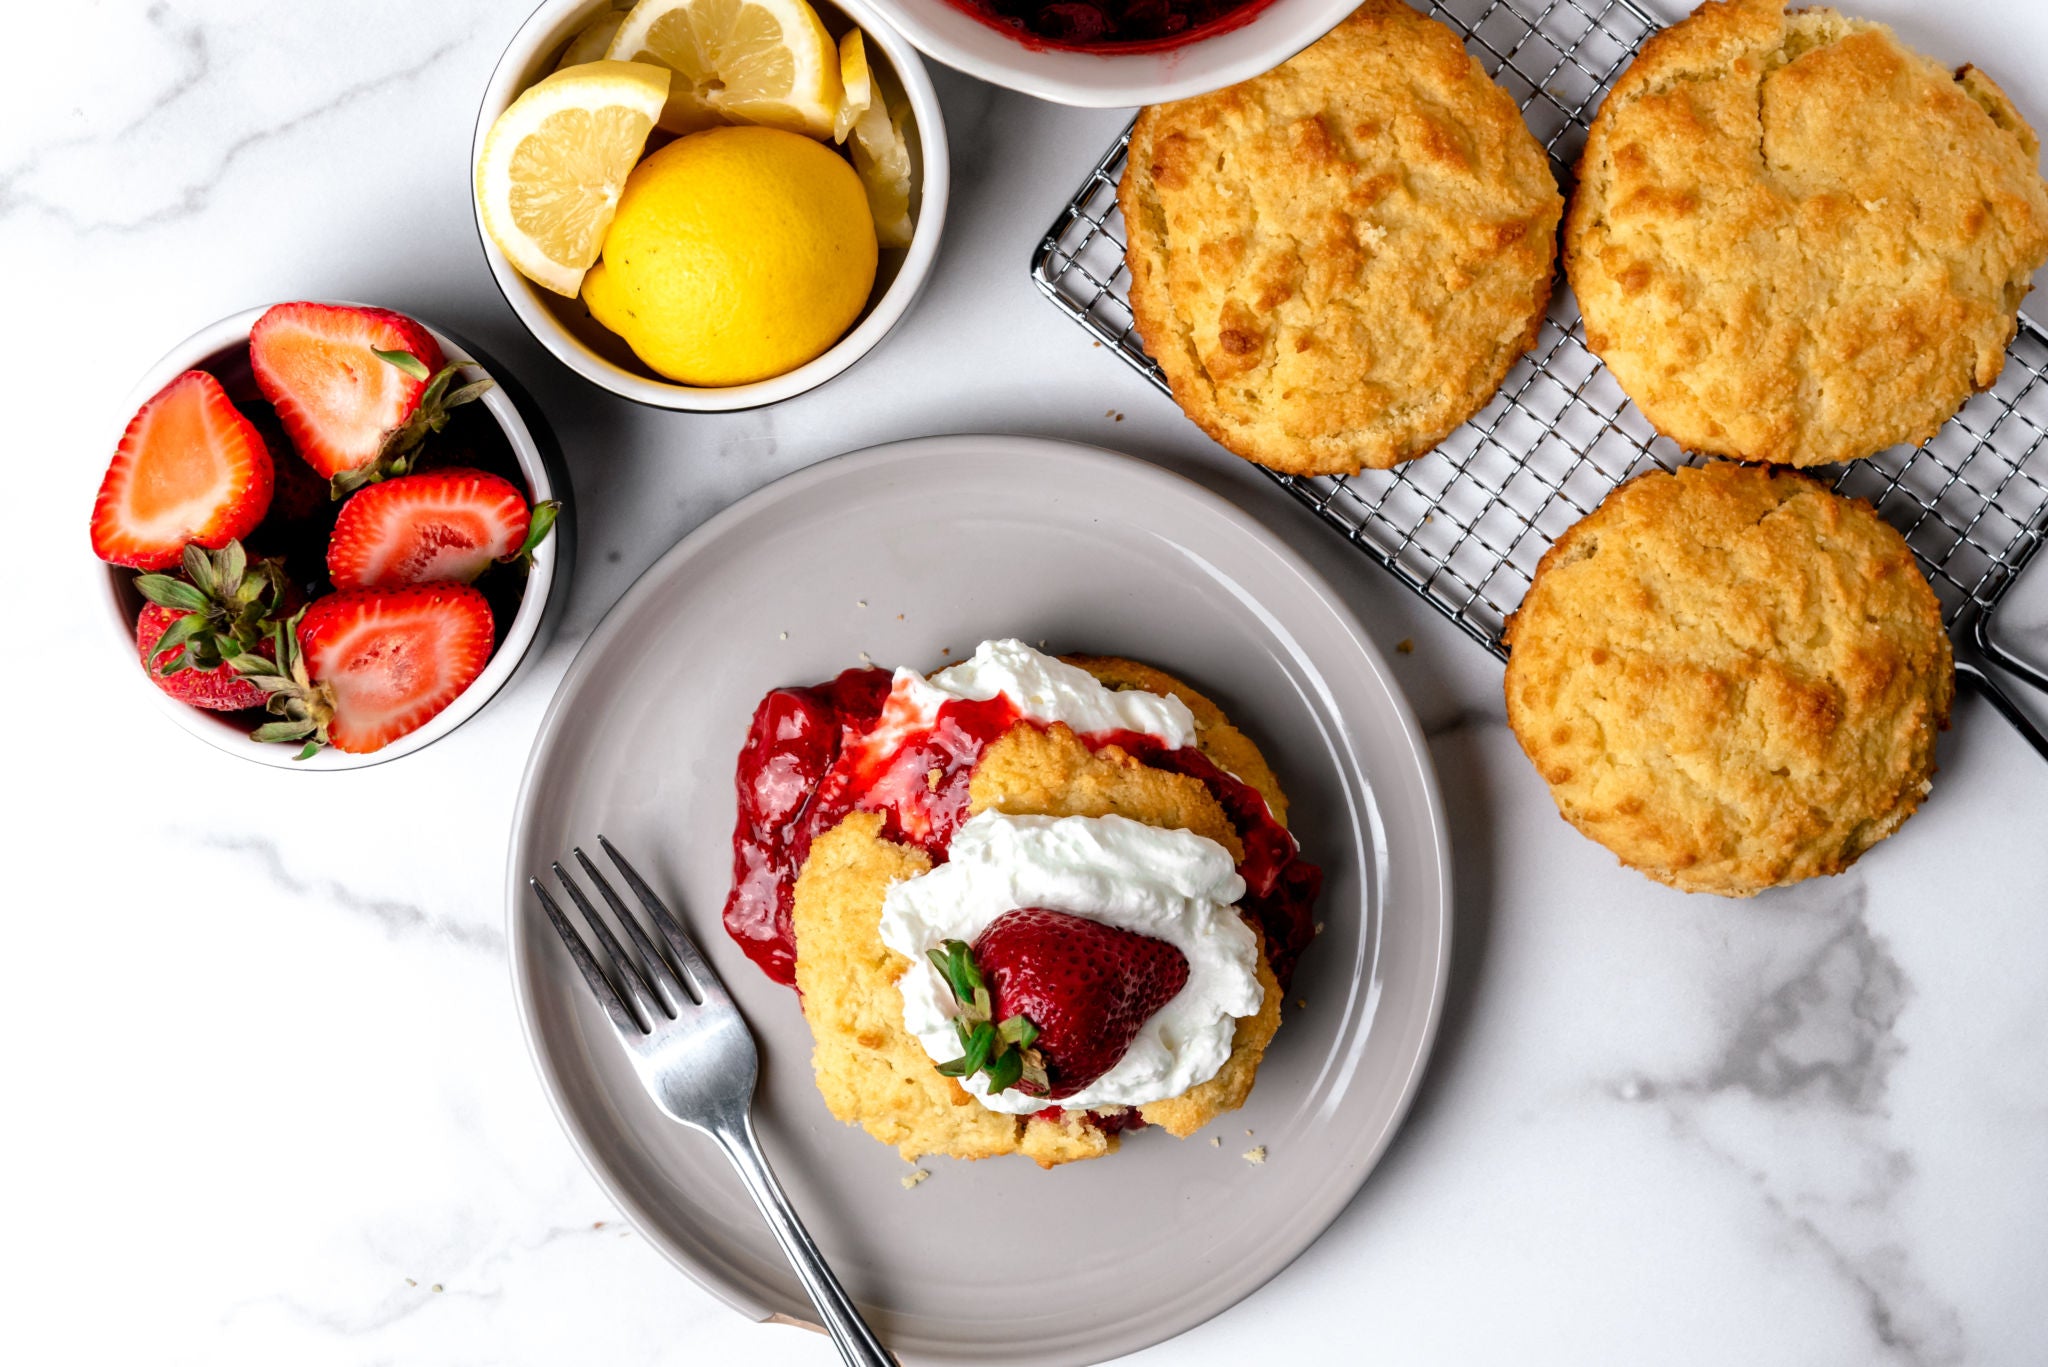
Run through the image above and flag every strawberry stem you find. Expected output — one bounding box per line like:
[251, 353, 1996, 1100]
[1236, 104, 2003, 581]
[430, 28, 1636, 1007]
[331, 360, 498, 499]
[924, 938, 1048, 1098]
[133, 540, 291, 675]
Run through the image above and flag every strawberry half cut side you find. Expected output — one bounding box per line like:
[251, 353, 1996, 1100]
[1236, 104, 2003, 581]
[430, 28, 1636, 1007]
[235, 583, 494, 756]
[249, 302, 492, 496]
[91, 370, 274, 569]
[930, 908, 1191, 1100]
[328, 468, 536, 590]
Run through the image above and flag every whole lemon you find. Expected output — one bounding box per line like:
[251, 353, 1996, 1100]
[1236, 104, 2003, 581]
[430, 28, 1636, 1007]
[582, 126, 878, 387]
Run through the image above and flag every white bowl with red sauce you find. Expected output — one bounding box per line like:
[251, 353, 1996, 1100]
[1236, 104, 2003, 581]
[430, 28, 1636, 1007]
[861, 0, 1356, 106]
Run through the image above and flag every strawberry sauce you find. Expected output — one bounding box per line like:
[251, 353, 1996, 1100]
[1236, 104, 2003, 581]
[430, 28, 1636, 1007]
[723, 669, 1323, 990]
[940, 0, 1278, 53]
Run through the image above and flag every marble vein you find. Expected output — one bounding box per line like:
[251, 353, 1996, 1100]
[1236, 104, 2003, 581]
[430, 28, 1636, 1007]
[0, 14, 466, 234]
[193, 831, 503, 952]
[1609, 881, 1963, 1365]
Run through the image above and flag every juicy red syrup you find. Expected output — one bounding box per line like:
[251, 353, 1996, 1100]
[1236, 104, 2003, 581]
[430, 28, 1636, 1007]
[940, 0, 1279, 53]
[724, 669, 1025, 985]
[723, 671, 1324, 992]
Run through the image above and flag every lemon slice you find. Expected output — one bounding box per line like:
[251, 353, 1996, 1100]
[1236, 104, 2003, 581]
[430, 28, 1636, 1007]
[608, 0, 841, 141]
[833, 28, 871, 144]
[476, 60, 671, 297]
[556, 9, 626, 69]
[843, 42, 915, 250]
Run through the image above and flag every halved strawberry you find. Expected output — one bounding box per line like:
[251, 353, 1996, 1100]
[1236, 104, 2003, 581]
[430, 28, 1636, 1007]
[90, 370, 274, 569]
[327, 468, 531, 590]
[248, 302, 491, 495]
[236, 584, 494, 755]
[136, 603, 269, 711]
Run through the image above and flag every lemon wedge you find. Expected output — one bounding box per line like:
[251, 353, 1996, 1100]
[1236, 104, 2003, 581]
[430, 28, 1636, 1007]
[556, 9, 626, 69]
[476, 60, 671, 297]
[840, 33, 914, 250]
[833, 27, 871, 144]
[607, 0, 841, 141]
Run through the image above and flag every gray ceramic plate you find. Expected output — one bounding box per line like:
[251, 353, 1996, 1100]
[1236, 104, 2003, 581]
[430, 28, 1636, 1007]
[506, 435, 1452, 1365]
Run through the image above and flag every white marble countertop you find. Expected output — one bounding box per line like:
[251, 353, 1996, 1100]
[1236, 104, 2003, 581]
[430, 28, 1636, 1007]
[14, 1, 2048, 1363]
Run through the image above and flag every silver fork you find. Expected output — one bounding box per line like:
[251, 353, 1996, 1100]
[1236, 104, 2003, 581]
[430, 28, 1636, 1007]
[530, 836, 893, 1367]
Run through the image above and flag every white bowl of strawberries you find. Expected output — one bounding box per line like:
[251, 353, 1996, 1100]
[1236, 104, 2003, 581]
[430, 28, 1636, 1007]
[91, 301, 571, 769]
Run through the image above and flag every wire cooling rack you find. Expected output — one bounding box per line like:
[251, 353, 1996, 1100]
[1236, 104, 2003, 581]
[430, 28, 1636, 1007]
[1031, 0, 2048, 688]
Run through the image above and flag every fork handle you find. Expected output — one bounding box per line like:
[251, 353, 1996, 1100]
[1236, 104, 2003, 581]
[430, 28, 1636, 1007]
[713, 1116, 896, 1366]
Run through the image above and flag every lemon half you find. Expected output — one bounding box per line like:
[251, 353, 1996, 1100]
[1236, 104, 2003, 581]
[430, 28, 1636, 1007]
[608, 0, 841, 140]
[476, 60, 670, 297]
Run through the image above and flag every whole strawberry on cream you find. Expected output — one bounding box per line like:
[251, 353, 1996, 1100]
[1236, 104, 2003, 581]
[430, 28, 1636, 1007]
[880, 810, 1263, 1115]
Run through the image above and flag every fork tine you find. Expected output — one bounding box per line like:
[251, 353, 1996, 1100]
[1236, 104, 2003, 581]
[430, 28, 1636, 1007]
[574, 847, 692, 1011]
[530, 877, 643, 1036]
[597, 835, 731, 1006]
[551, 861, 667, 1028]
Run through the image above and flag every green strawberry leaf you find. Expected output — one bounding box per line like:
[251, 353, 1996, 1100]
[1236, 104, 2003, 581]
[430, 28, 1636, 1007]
[511, 500, 562, 565]
[135, 574, 210, 613]
[374, 348, 432, 382]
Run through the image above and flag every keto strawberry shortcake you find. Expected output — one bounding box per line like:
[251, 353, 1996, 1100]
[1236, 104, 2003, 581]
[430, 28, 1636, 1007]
[721, 640, 1321, 1167]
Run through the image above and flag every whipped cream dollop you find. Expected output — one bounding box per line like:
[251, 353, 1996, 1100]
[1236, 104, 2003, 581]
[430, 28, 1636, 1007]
[879, 810, 1262, 1116]
[860, 637, 1198, 757]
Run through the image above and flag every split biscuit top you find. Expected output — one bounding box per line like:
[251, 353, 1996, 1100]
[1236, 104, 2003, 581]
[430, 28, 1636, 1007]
[1565, 0, 2048, 468]
[1119, 0, 1562, 477]
[1502, 463, 1952, 897]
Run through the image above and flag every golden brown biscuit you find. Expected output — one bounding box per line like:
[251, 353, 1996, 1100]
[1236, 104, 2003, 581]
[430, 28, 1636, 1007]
[1502, 463, 1952, 896]
[1564, 0, 2048, 467]
[1119, 0, 1562, 476]
[794, 662, 1291, 1167]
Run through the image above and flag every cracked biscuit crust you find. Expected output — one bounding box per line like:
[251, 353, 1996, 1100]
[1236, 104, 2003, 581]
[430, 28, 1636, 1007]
[793, 661, 1286, 1167]
[1118, 0, 1561, 476]
[1564, 0, 2048, 467]
[1502, 462, 1952, 896]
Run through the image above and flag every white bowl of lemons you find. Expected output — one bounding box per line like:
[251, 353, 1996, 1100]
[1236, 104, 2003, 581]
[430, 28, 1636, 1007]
[474, 0, 948, 411]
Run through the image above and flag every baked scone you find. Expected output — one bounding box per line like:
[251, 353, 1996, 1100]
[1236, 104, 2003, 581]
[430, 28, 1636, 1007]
[793, 659, 1293, 1167]
[1502, 462, 1952, 896]
[1564, 0, 2048, 467]
[1119, 0, 1562, 476]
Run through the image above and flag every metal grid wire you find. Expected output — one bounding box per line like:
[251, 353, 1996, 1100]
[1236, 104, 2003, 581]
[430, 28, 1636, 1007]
[1031, 0, 2048, 659]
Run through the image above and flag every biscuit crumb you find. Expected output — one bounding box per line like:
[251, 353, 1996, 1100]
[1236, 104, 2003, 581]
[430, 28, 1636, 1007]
[431, 1284, 444, 1293]
[857, 599, 868, 609]
[405, 1278, 416, 1287]
[779, 631, 788, 641]
[1243, 1146, 1267, 1165]
[1396, 638, 1414, 654]
[900, 1168, 930, 1190]
[1315, 921, 1325, 935]
[859, 651, 873, 665]
[1244, 1128, 1254, 1136]
[897, 613, 905, 621]
[1295, 998, 1307, 1010]
[1210, 1136, 1221, 1147]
